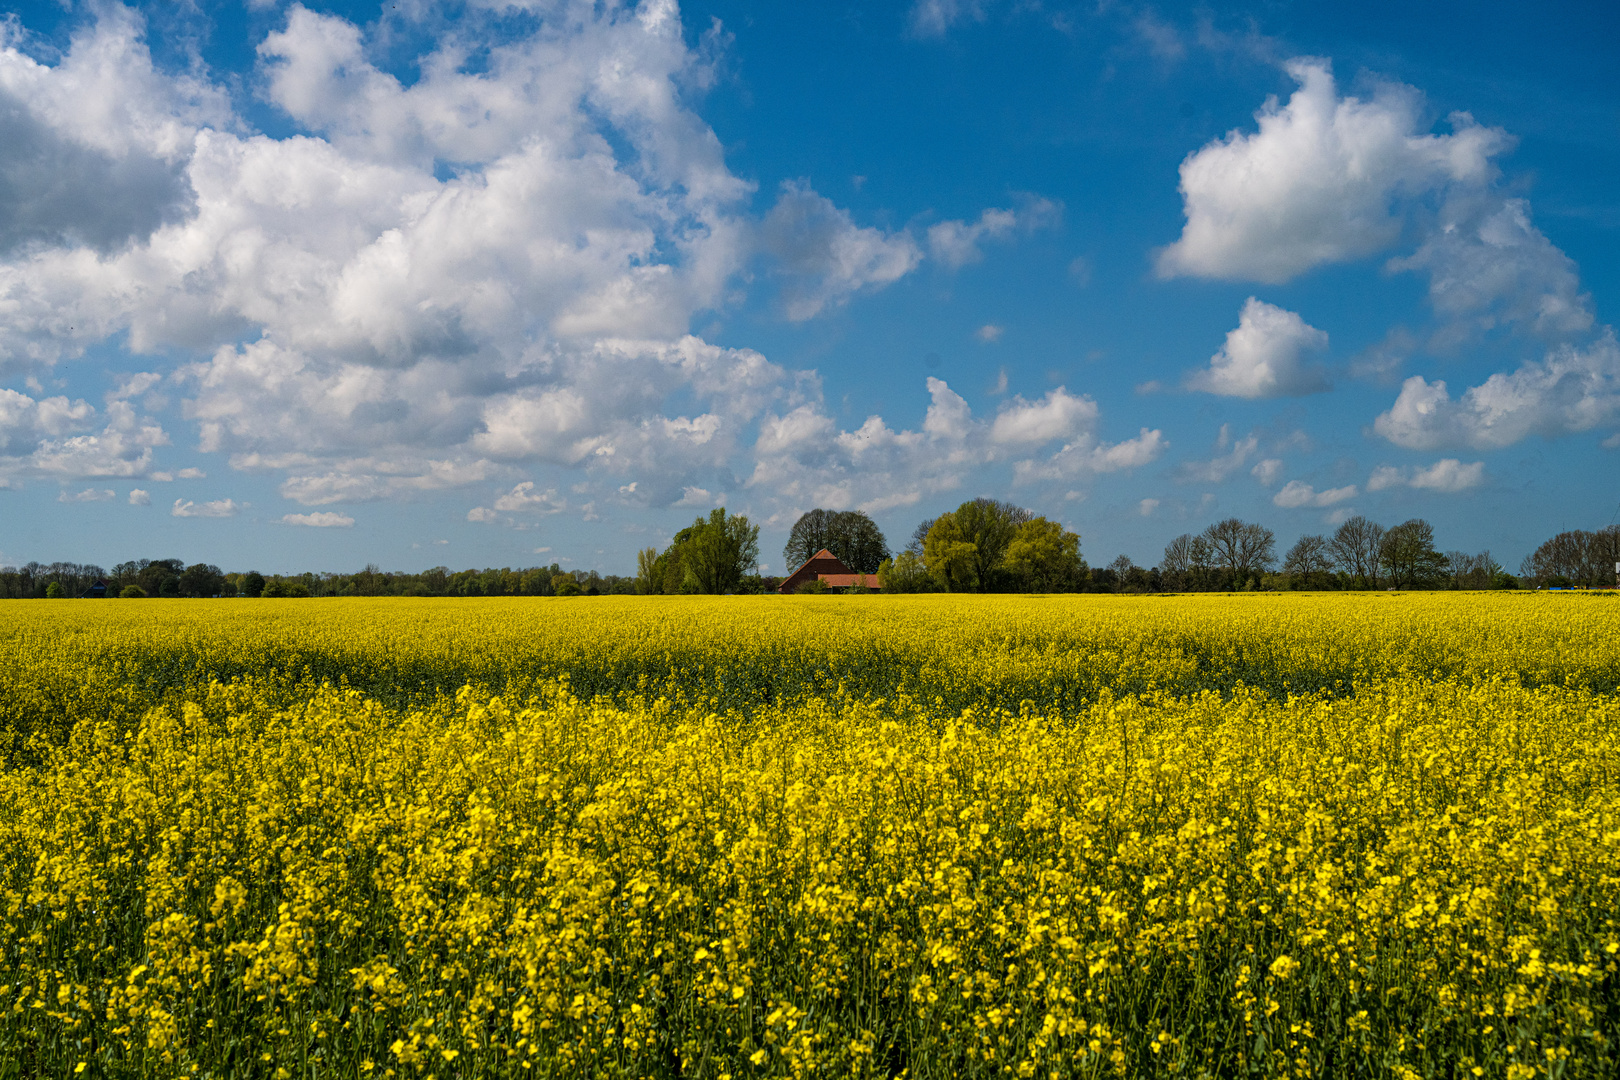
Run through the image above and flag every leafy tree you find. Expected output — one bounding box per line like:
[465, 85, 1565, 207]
[783, 509, 889, 573]
[921, 513, 979, 592]
[45, 581, 64, 598]
[179, 563, 225, 598]
[1379, 519, 1447, 588]
[673, 508, 760, 594]
[635, 548, 660, 594]
[240, 571, 266, 598]
[119, 585, 146, 599]
[876, 551, 932, 592]
[1002, 517, 1086, 591]
[1330, 516, 1385, 589]
[552, 574, 582, 597]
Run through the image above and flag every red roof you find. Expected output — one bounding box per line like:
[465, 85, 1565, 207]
[777, 549, 882, 593]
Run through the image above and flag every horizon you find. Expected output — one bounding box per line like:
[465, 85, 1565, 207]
[1, 1, 1616, 575]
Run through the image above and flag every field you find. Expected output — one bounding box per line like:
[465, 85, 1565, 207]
[1, 594, 1617, 1078]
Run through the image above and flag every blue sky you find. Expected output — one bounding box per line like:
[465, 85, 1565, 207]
[1, 0, 1616, 575]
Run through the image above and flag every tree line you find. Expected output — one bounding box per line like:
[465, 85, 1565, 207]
[4, 510, 1615, 599]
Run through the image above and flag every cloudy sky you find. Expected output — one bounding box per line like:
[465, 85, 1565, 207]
[1, 0, 1616, 574]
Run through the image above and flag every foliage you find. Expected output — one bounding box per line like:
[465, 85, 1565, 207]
[0, 595, 1618, 1076]
[921, 499, 1048, 592]
[783, 509, 890, 573]
[44, 581, 64, 598]
[1002, 517, 1087, 591]
[876, 550, 933, 593]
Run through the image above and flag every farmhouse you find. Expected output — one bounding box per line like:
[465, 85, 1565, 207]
[777, 549, 880, 594]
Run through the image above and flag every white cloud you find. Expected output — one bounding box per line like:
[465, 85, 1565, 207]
[1175, 424, 1259, 483]
[1389, 196, 1592, 341]
[176, 467, 206, 479]
[976, 324, 1004, 343]
[1138, 498, 1160, 516]
[282, 511, 354, 527]
[750, 375, 1161, 512]
[1157, 58, 1508, 283]
[1373, 332, 1620, 449]
[762, 181, 922, 320]
[1250, 458, 1283, 485]
[674, 486, 715, 507]
[172, 497, 240, 517]
[467, 506, 497, 523]
[908, 0, 987, 37]
[128, 488, 150, 505]
[1188, 298, 1329, 398]
[1366, 459, 1485, 493]
[1273, 480, 1357, 508]
[926, 197, 1060, 269]
[58, 487, 114, 502]
[990, 388, 1097, 445]
[493, 481, 566, 513]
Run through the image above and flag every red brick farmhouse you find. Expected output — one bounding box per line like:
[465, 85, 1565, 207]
[777, 549, 881, 594]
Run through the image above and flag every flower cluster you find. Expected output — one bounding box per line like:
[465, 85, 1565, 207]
[0, 594, 1616, 1076]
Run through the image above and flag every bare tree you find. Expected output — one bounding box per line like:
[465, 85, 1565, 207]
[1161, 534, 1196, 574]
[1522, 525, 1620, 586]
[1379, 519, 1447, 588]
[1330, 516, 1385, 589]
[1200, 518, 1276, 578]
[1282, 534, 1332, 586]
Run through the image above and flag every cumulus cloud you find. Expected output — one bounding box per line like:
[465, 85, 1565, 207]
[1250, 458, 1283, 485]
[1272, 480, 1357, 508]
[1174, 424, 1258, 483]
[1389, 196, 1592, 342]
[1157, 58, 1508, 283]
[282, 511, 354, 527]
[749, 376, 1162, 515]
[1373, 332, 1620, 449]
[1187, 298, 1329, 398]
[926, 197, 1061, 269]
[128, 488, 150, 505]
[58, 487, 115, 502]
[467, 506, 498, 523]
[1138, 498, 1160, 516]
[1366, 459, 1485, 493]
[172, 497, 240, 517]
[761, 182, 921, 320]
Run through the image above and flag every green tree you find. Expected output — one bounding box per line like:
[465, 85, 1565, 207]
[45, 581, 65, 598]
[922, 499, 1033, 592]
[1001, 517, 1086, 591]
[635, 547, 661, 594]
[922, 513, 979, 592]
[876, 550, 931, 593]
[783, 509, 889, 573]
[664, 508, 758, 595]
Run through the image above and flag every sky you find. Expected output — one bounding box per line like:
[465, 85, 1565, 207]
[0, 0, 1616, 576]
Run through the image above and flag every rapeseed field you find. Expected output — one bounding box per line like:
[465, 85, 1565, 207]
[1, 594, 1616, 1077]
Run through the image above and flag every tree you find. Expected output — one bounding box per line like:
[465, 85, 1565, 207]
[677, 508, 760, 594]
[1379, 519, 1447, 588]
[1282, 534, 1333, 587]
[922, 513, 979, 592]
[240, 571, 266, 598]
[1330, 516, 1385, 589]
[1002, 517, 1086, 592]
[925, 498, 1033, 592]
[906, 518, 935, 557]
[45, 581, 64, 598]
[876, 550, 932, 592]
[1201, 518, 1276, 579]
[783, 509, 889, 573]
[635, 548, 660, 594]
[1521, 526, 1620, 587]
[1161, 534, 1196, 575]
[179, 562, 225, 598]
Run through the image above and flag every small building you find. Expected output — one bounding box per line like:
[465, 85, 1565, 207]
[778, 549, 880, 594]
[82, 580, 108, 599]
